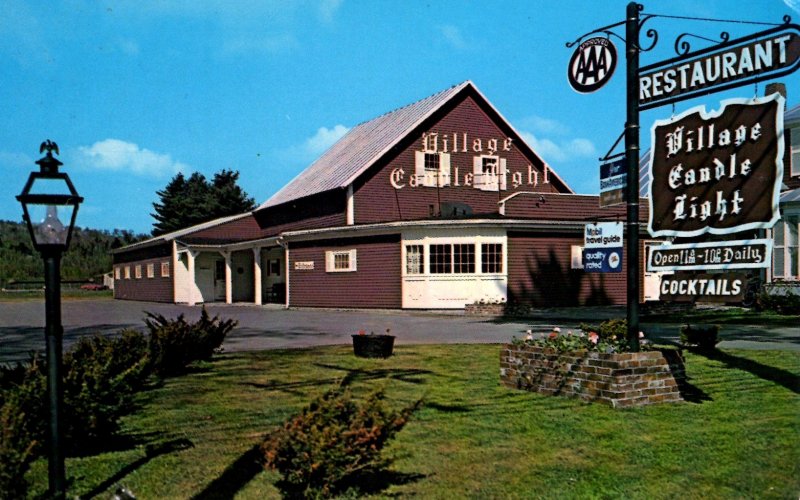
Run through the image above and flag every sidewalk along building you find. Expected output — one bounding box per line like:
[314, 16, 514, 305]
[113, 80, 659, 309]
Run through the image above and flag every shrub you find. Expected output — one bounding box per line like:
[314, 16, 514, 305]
[144, 307, 236, 377]
[0, 356, 47, 499]
[62, 330, 150, 452]
[262, 388, 421, 498]
[679, 324, 720, 350]
[758, 286, 800, 315]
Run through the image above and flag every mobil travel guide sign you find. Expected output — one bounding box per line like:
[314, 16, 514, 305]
[647, 94, 784, 238]
[583, 222, 623, 273]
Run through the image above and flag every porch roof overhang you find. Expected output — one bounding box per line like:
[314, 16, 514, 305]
[174, 235, 282, 253]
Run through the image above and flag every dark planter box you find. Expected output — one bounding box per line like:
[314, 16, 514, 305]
[352, 335, 395, 358]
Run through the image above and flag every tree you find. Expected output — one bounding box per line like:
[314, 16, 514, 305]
[150, 170, 256, 236]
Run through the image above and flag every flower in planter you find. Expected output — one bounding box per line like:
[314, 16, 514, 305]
[548, 331, 558, 340]
[589, 332, 599, 344]
[525, 329, 533, 341]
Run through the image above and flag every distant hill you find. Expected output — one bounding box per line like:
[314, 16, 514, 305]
[0, 220, 147, 286]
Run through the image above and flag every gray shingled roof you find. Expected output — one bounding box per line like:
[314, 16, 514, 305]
[260, 81, 471, 209]
[259, 80, 572, 209]
[786, 103, 800, 124]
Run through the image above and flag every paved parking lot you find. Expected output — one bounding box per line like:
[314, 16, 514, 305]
[1, 299, 797, 363]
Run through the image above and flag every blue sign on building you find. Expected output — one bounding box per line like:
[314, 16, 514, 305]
[583, 247, 623, 273]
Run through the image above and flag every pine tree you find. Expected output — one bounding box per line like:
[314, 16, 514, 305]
[150, 170, 256, 236]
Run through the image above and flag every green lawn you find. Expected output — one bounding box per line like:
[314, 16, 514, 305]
[27, 344, 800, 499]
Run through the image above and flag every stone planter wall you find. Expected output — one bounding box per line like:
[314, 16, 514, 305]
[500, 344, 686, 408]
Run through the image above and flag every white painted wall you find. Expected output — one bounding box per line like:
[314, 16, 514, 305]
[401, 227, 508, 309]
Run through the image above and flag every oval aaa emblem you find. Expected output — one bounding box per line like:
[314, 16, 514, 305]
[568, 37, 617, 93]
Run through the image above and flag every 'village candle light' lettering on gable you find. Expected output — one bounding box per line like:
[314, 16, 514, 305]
[647, 94, 784, 238]
[389, 130, 551, 191]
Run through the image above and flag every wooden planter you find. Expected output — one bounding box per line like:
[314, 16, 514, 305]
[352, 335, 395, 358]
[500, 344, 686, 408]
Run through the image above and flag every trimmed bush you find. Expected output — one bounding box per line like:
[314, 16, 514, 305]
[679, 324, 720, 350]
[62, 330, 150, 451]
[0, 356, 46, 499]
[144, 307, 236, 377]
[262, 388, 421, 498]
[758, 286, 800, 315]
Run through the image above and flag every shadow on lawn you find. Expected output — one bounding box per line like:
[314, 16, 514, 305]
[191, 445, 263, 500]
[81, 438, 193, 499]
[689, 347, 800, 395]
[242, 365, 433, 396]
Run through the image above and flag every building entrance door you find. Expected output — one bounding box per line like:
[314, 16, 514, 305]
[214, 260, 226, 301]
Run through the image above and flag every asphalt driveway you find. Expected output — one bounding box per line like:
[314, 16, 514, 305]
[1, 299, 797, 363]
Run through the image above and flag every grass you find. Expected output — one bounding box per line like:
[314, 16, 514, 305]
[0, 289, 113, 301]
[644, 307, 799, 326]
[24, 344, 800, 499]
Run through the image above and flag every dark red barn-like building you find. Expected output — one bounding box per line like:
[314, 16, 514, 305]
[113, 81, 661, 308]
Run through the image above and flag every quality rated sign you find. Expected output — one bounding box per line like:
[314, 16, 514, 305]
[583, 222, 623, 273]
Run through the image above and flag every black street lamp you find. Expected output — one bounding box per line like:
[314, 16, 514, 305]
[16, 140, 83, 499]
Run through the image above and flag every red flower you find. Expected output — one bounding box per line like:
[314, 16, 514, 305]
[358, 329, 366, 336]
[548, 332, 558, 340]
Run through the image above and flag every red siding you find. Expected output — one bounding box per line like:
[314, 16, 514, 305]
[503, 193, 650, 222]
[288, 235, 401, 308]
[507, 232, 627, 307]
[114, 257, 174, 303]
[254, 190, 347, 237]
[353, 95, 565, 225]
[183, 214, 263, 244]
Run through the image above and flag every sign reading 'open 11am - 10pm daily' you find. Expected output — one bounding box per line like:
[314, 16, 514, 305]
[647, 93, 784, 238]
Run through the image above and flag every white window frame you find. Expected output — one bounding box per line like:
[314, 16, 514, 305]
[414, 151, 451, 187]
[161, 261, 170, 278]
[571, 245, 585, 270]
[472, 155, 507, 192]
[135, 265, 142, 279]
[146, 263, 155, 279]
[405, 244, 424, 275]
[124, 266, 131, 279]
[772, 212, 799, 280]
[481, 243, 504, 274]
[326, 249, 357, 272]
[114, 267, 121, 280]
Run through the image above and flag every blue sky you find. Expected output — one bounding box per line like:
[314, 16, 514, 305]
[2, 0, 799, 235]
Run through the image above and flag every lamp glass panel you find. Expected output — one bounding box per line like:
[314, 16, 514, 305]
[27, 202, 70, 246]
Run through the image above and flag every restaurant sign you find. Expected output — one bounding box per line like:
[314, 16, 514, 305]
[638, 24, 800, 110]
[647, 239, 772, 272]
[659, 272, 746, 303]
[647, 94, 784, 238]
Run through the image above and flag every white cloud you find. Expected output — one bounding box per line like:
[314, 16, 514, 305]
[519, 131, 596, 163]
[516, 115, 570, 135]
[304, 125, 350, 156]
[319, 0, 343, 23]
[77, 139, 188, 178]
[784, 0, 800, 14]
[440, 25, 467, 49]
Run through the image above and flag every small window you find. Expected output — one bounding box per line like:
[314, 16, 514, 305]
[414, 151, 451, 187]
[571, 245, 584, 270]
[453, 244, 475, 273]
[791, 128, 800, 177]
[405, 245, 424, 274]
[124, 266, 131, 279]
[326, 249, 357, 272]
[146, 263, 155, 279]
[429, 244, 452, 274]
[135, 265, 142, 279]
[114, 267, 121, 280]
[482, 243, 503, 273]
[472, 155, 506, 191]
[161, 261, 170, 277]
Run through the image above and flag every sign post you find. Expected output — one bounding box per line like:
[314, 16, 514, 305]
[625, 2, 641, 351]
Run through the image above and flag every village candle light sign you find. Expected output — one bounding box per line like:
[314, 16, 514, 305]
[647, 239, 772, 272]
[639, 25, 800, 109]
[647, 94, 784, 238]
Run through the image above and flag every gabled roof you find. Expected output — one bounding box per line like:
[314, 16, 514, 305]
[259, 80, 572, 210]
[113, 212, 252, 253]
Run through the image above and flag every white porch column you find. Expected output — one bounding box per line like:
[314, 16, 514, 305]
[253, 247, 262, 305]
[187, 250, 198, 306]
[223, 251, 232, 304]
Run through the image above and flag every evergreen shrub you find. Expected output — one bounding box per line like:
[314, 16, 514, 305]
[262, 388, 421, 498]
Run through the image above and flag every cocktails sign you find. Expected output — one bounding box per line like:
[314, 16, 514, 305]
[647, 94, 784, 238]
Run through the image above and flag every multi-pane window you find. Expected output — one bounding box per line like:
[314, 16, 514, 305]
[430, 244, 452, 274]
[405, 245, 424, 274]
[414, 151, 450, 187]
[482, 243, 503, 273]
[134, 265, 142, 279]
[792, 127, 800, 176]
[115, 267, 121, 280]
[453, 244, 475, 273]
[326, 249, 357, 272]
[146, 263, 155, 278]
[161, 261, 170, 277]
[773, 214, 799, 279]
[124, 266, 130, 279]
[424, 153, 440, 174]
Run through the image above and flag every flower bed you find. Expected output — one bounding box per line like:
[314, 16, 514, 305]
[499, 344, 686, 408]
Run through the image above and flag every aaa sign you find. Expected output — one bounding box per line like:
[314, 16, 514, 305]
[647, 94, 784, 237]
